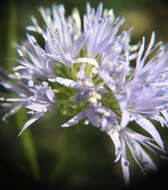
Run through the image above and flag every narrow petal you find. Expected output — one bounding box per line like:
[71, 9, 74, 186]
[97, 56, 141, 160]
[136, 37, 145, 72]
[46, 87, 56, 102]
[72, 58, 99, 68]
[126, 129, 152, 143]
[78, 63, 85, 80]
[72, 34, 86, 57]
[61, 111, 85, 128]
[2, 104, 22, 121]
[121, 157, 129, 185]
[108, 130, 121, 162]
[125, 137, 145, 173]
[136, 117, 164, 149]
[145, 32, 155, 57]
[18, 113, 43, 136]
[25, 102, 48, 112]
[161, 110, 168, 124]
[136, 143, 157, 170]
[48, 77, 76, 88]
[121, 111, 130, 129]
[86, 108, 102, 128]
[151, 115, 167, 127]
[99, 70, 116, 91]
[95, 2, 103, 20]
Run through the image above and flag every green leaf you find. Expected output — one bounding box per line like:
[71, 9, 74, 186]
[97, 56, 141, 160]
[16, 108, 40, 180]
[6, 0, 18, 70]
[62, 99, 89, 116]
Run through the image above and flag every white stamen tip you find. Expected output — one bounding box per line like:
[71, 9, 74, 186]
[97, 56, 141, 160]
[84, 120, 89, 125]
[84, 80, 94, 87]
[91, 67, 98, 74]
[88, 97, 97, 104]
[28, 80, 34, 87]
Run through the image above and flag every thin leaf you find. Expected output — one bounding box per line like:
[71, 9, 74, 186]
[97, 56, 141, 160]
[16, 109, 40, 180]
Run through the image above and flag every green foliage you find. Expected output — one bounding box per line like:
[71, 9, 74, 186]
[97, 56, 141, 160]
[16, 108, 39, 180]
[100, 86, 122, 117]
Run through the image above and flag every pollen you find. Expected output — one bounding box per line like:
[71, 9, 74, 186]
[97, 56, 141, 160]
[84, 120, 89, 125]
[160, 73, 166, 81]
[88, 97, 97, 104]
[84, 80, 94, 87]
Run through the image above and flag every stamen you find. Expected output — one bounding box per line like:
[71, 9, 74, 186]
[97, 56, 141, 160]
[160, 73, 166, 81]
[84, 80, 94, 87]
[91, 67, 98, 74]
[88, 97, 97, 104]
[0, 97, 5, 101]
[28, 80, 34, 87]
[84, 120, 89, 125]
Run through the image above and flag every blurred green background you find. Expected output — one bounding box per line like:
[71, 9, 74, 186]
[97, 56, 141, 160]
[1, 0, 168, 189]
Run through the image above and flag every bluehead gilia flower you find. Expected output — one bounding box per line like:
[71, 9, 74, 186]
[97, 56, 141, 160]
[0, 2, 168, 184]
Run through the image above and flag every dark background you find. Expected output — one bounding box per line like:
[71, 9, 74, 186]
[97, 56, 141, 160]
[0, 0, 168, 189]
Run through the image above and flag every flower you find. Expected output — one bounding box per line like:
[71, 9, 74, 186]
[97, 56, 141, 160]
[1, 1, 168, 185]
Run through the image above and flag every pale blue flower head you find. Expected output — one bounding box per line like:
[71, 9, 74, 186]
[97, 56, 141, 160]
[1, 1, 168, 185]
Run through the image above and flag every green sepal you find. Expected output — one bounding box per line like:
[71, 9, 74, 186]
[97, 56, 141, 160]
[100, 85, 122, 117]
[62, 99, 89, 116]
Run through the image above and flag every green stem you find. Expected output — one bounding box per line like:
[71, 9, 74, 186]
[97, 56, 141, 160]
[49, 127, 75, 182]
[16, 109, 40, 180]
[6, 0, 17, 70]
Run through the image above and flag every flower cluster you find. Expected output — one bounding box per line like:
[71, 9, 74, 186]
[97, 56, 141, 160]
[1, 2, 168, 184]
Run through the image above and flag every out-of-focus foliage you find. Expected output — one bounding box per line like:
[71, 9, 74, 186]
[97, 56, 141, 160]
[0, 0, 168, 189]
